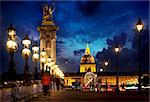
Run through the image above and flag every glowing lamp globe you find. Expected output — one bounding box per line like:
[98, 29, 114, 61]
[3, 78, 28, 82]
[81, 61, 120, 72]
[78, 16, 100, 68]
[40, 57, 46, 64]
[113, 44, 121, 54]
[6, 40, 18, 52]
[100, 68, 103, 72]
[50, 61, 55, 67]
[22, 35, 31, 48]
[104, 61, 109, 66]
[32, 53, 39, 62]
[40, 48, 46, 57]
[47, 56, 52, 63]
[54, 64, 58, 68]
[135, 18, 144, 33]
[46, 63, 51, 68]
[32, 45, 39, 53]
[22, 48, 31, 58]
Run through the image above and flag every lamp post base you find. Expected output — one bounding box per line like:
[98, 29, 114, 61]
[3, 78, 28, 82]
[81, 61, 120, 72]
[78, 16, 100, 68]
[8, 67, 16, 81]
[8, 52, 17, 81]
[24, 65, 30, 85]
[138, 75, 142, 92]
[34, 66, 38, 80]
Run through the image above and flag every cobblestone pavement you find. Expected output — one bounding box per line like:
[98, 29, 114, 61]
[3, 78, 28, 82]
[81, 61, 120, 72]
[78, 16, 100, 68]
[28, 91, 149, 102]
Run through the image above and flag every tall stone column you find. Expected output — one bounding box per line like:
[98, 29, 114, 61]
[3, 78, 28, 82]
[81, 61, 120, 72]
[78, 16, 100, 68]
[37, 4, 58, 70]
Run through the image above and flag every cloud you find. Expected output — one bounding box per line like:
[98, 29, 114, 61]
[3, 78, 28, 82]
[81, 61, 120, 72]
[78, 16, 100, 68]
[106, 32, 127, 47]
[74, 49, 85, 56]
[96, 29, 149, 72]
[57, 57, 79, 72]
[57, 40, 65, 44]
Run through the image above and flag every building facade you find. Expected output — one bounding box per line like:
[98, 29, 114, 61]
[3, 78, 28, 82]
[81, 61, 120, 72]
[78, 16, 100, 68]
[64, 72, 139, 87]
[64, 44, 143, 90]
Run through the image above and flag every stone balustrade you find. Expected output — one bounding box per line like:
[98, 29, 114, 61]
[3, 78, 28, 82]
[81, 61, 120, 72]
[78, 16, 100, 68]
[0, 81, 43, 102]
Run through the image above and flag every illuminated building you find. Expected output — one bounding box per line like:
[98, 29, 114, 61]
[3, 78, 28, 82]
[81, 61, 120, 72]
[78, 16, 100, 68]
[64, 72, 140, 87]
[64, 45, 149, 91]
[80, 44, 96, 72]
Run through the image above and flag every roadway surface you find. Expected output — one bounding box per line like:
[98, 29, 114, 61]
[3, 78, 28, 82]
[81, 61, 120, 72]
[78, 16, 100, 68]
[28, 91, 149, 102]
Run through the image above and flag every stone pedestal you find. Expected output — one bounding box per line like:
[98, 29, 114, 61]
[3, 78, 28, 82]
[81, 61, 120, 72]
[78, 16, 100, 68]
[37, 21, 58, 69]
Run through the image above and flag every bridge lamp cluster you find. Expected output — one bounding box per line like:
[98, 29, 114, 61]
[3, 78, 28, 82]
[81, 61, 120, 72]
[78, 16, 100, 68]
[40, 50, 64, 79]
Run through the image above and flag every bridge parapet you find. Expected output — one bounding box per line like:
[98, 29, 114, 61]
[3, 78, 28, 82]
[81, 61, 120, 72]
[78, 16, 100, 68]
[0, 80, 43, 101]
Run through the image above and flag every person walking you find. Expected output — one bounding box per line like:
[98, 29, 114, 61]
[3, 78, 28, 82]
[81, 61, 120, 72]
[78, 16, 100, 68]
[56, 77, 60, 91]
[61, 79, 65, 91]
[42, 72, 50, 95]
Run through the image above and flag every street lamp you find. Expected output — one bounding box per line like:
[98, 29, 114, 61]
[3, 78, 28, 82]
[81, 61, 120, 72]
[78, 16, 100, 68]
[32, 44, 39, 80]
[113, 44, 121, 93]
[6, 24, 18, 81]
[40, 48, 46, 76]
[99, 67, 103, 89]
[40, 48, 46, 58]
[46, 56, 52, 73]
[135, 18, 144, 33]
[22, 35, 31, 84]
[52, 64, 58, 76]
[135, 18, 144, 92]
[50, 61, 55, 74]
[100, 67, 103, 72]
[104, 61, 109, 66]
[103, 60, 110, 92]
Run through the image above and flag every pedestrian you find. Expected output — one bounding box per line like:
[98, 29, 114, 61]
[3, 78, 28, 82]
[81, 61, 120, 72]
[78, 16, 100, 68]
[60, 79, 65, 91]
[56, 77, 60, 91]
[95, 81, 99, 92]
[42, 72, 50, 95]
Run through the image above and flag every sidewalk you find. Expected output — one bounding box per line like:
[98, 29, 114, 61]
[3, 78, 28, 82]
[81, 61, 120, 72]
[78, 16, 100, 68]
[28, 91, 149, 102]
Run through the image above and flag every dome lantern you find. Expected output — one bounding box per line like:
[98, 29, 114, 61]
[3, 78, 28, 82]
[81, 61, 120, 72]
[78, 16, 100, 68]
[85, 43, 90, 55]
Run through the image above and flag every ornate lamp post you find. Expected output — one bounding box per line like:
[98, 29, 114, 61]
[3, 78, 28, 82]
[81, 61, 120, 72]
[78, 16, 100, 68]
[53, 64, 58, 76]
[99, 67, 103, 89]
[56, 69, 64, 79]
[32, 44, 39, 80]
[6, 24, 18, 80]
[50, 61, 55, 75]
[135, 18, 144, 92]
[46, 56, 52, 74]
[40, 48, 46, 76]
[113, 44, 121, 93]
[22, 35, 31, 84]
[103, 60, 109, 92]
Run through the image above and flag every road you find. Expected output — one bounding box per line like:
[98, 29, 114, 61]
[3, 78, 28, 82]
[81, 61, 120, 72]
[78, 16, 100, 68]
[28, 91, 149, 102]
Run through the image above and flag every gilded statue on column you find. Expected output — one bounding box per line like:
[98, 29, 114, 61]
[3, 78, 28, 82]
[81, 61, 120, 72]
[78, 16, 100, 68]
[42, 3, 55, 24]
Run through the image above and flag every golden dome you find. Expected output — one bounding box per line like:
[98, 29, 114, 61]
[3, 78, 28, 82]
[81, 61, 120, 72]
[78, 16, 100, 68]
[80, 54, 95, 64]
[80, 44, 95, 64]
